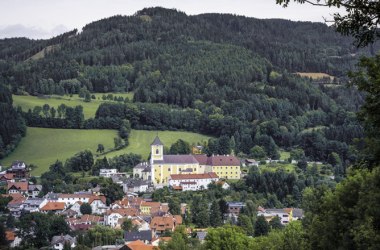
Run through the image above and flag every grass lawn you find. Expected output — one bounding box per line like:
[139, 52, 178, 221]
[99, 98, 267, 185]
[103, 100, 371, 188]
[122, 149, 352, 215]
[13, 92, 134, 119]
[0, 127, 118, 176]
[0, 127, 210, 176]
[260, 162, 296, 173]
[104, 130, 211, 159]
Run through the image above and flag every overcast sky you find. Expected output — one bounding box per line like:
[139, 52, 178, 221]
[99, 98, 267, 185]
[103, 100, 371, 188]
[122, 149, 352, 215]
[0, 0, 345, 39]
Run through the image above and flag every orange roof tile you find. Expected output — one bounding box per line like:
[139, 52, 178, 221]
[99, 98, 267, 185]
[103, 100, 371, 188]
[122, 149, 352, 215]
[41, 202, 65, 211]
[127, 240, 157, 250]
[140, 201, 161, 207]
[7, 181, 28, 191]
[150, 215, 182, 231]
[5, 231, 15, 241]
[106, 208, 139, 217]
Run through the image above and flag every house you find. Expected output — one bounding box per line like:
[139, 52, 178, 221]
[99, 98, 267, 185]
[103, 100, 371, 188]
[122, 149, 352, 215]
[105, 208, 139, 227]
[245, 159, 259, 167]
[6, 231, 21, 248]
[124, 230, 153, 244]
[0, 173, 14, 184]
[22, 197, 48, 213]
[51, 235, 76, 250]
[89, 196, 108, 214]
[216, 180, 230, 190]
[257, 207, 293, 225]
[168, 173, 219, 191]
[67, 214, 104, 231]
[123, 179, 150, 193]
[4, 193, 26, 217]
[7, 181, 28, 195]
[121, 240, 156, 250]
[150, 215, 183, 235]
[100, 169, 118, 177]
[6, 161, 30, 179]
[226, 202, 245, 216]
[133, 162, 151, 180]
[140, 201, 161, 215]
[27, 184, 42, 198]
[70, 201, 83, 215]
[40, 202, 66, 214]
[292, 208, 304, 220]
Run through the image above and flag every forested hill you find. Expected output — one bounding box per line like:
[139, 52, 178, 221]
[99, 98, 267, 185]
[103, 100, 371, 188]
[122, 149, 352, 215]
[0, 7, 374, 165]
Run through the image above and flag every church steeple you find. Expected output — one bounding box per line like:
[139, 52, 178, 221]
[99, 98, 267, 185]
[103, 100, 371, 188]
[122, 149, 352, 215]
[150, 136, 163, 165]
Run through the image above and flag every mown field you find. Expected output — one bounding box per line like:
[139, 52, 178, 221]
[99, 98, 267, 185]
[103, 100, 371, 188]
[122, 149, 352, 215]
[0, 127, 118, 176]
[12, 92, 133, 119]
[103, 130, 211, 159]
[0, 127, 210, 176]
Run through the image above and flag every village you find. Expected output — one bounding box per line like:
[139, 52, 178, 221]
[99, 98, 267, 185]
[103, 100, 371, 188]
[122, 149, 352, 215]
[0, 137, 303, 249]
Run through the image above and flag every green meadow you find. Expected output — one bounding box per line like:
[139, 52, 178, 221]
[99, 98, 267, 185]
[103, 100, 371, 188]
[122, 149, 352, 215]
[103, 129, 211, 159]
[0, 127, 118, 176]
[0, 127, 210, 176]
[12, 92, 133, 119]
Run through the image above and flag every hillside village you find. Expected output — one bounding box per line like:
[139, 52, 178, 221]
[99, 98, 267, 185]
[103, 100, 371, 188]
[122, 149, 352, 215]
[0, 137, 303, 249]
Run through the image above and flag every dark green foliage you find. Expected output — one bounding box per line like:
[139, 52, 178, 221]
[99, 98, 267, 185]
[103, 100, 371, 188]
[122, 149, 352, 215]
[100, 182, 124, 205]
[269, 216, 284, 230]
[17, 212, 70, 248]
[107, 153, 142, 172]
[191, 196, 210, 227]
[254, 215, 270, 236]
[350, 54, 380, 167]
[121, 218, 138, 232]
[169, 139, 190, 154]
[209, 200, 223, 227]
[0, 223, 7, 248]
[0, 84, 26, 158]
[168, 198, 181, 215]
[65, 150, 94, 172]
[0, 196, 12, 212]
[80, 203, 92, 215]
[302, 168, 380, 249]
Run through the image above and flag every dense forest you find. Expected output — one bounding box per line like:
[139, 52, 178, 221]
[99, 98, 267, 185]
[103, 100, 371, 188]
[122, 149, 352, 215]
[0, 7, 376, 164]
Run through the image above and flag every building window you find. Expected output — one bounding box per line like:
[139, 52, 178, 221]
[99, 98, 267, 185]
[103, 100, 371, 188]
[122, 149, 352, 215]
[168, 168, 171, 171]
[156, 149, 159, 154]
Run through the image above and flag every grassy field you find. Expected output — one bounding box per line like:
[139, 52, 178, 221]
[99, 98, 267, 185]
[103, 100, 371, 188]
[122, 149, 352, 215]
[279, 151, 290, 161]
[0, 127, 210, 176]
[104, 130, 211, 159]
[295, 72, 334, 80]
[13, 92, 133, 119]
[1, 127, 118, 176]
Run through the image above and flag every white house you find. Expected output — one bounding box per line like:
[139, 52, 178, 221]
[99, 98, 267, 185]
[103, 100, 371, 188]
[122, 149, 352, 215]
[257, 208, 291, 225]
[99, 169, 118, 177]
[51, 235, 76, 250]
[123, 179, 150, 193]
[133, 162, 150, 179]
[168, 173, 219, 191]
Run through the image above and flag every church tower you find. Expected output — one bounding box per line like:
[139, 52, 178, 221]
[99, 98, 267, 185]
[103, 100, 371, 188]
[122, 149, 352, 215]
[150, 136, 163, 165]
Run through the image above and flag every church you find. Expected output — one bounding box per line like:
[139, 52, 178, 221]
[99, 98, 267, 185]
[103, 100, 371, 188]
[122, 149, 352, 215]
[134, 136, 241, 186]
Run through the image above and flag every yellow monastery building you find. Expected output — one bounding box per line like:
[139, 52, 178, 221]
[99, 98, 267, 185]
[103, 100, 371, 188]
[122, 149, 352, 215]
[149, 136, 241, 185]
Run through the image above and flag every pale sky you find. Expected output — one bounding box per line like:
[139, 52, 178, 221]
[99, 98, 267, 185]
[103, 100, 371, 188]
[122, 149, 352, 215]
[0, 0, 345, 39]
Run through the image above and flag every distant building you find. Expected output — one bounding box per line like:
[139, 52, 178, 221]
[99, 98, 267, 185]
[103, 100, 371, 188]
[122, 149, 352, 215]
[6, 161, 29, 179]
[51, 235, 76, 250]
[168, 172, 219, 191]
[7, 181, 28, 195]
[123, 179, 150, 193]
[257, 207, 303, 225]
[124, 230, 153, 244]
[99, 169, 118, 177]
[150, 215, 183, 235]
[226, 202, 245, 216]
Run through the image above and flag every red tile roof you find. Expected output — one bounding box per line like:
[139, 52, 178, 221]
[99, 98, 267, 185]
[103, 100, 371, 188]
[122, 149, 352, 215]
[150, 215, 182, 232]
[208, 155, 240, 166]
[41, 202, 65, 211]
[140, 201, 161, 208]
[170, 172, 218, 180]
[7, 181, 28, 191]
[127, 240, 156, 250]
[193, 155, 208, 165]
[106, 208, 139, 217]
[5, 231, 15, 241]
